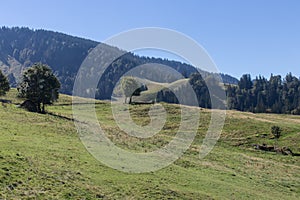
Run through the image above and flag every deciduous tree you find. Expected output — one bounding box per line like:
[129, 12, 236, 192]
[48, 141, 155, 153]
[121, 77, 142, 104]
[18, 63, 60, 113]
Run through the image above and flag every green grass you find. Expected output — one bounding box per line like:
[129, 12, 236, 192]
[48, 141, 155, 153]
[0, 90, 299, 199]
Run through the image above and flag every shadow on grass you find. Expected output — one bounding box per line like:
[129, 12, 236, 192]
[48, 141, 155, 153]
[47, 112, 74, 121]
[54, 102, 106, 106]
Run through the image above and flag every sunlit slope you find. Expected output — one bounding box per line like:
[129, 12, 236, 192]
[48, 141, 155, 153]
[0, 90, 299, 199]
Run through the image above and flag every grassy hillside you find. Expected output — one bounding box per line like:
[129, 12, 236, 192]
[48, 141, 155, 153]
[123, 78, 189, 102]
[0, 90, 299, 199]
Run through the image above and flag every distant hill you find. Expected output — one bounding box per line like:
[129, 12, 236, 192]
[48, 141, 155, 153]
[0, 27, 238, 98]
[0, 27, 99, 93]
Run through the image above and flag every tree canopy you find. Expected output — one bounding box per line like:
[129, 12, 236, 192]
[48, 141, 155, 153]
[121, 77, 144, 104]
[18, 63, 61, 113]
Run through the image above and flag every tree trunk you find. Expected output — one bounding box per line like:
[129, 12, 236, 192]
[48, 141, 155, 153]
[37, 103, 41, 113]
[129, 96, 132, 104]
[42, 103, 45, 113]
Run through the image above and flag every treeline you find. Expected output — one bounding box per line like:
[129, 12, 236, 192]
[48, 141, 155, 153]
[227, 73, 300, 114]
[156, 72, 300, 115]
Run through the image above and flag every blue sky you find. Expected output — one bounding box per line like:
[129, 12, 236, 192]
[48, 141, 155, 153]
[1, 0, 300, 79]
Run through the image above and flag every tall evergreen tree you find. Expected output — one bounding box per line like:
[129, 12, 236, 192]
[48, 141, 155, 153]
[189, 73, 211, 108]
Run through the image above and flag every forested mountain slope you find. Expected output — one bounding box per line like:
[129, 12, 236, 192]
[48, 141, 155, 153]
[0, 27, 238, 98]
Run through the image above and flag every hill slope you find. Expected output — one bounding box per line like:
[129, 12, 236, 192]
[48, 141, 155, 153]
[0, 90, 299, 199]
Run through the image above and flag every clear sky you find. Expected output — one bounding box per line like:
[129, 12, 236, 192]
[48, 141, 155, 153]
[1, 0, 300, 79]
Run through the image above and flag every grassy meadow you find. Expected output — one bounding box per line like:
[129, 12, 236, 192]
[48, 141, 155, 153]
[0, 90, 299, 199]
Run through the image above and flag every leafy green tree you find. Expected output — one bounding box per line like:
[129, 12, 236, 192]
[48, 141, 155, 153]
[0, 70, 10, 96]
[18, 63, 61, 113]
[121, 77, 142, 104]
